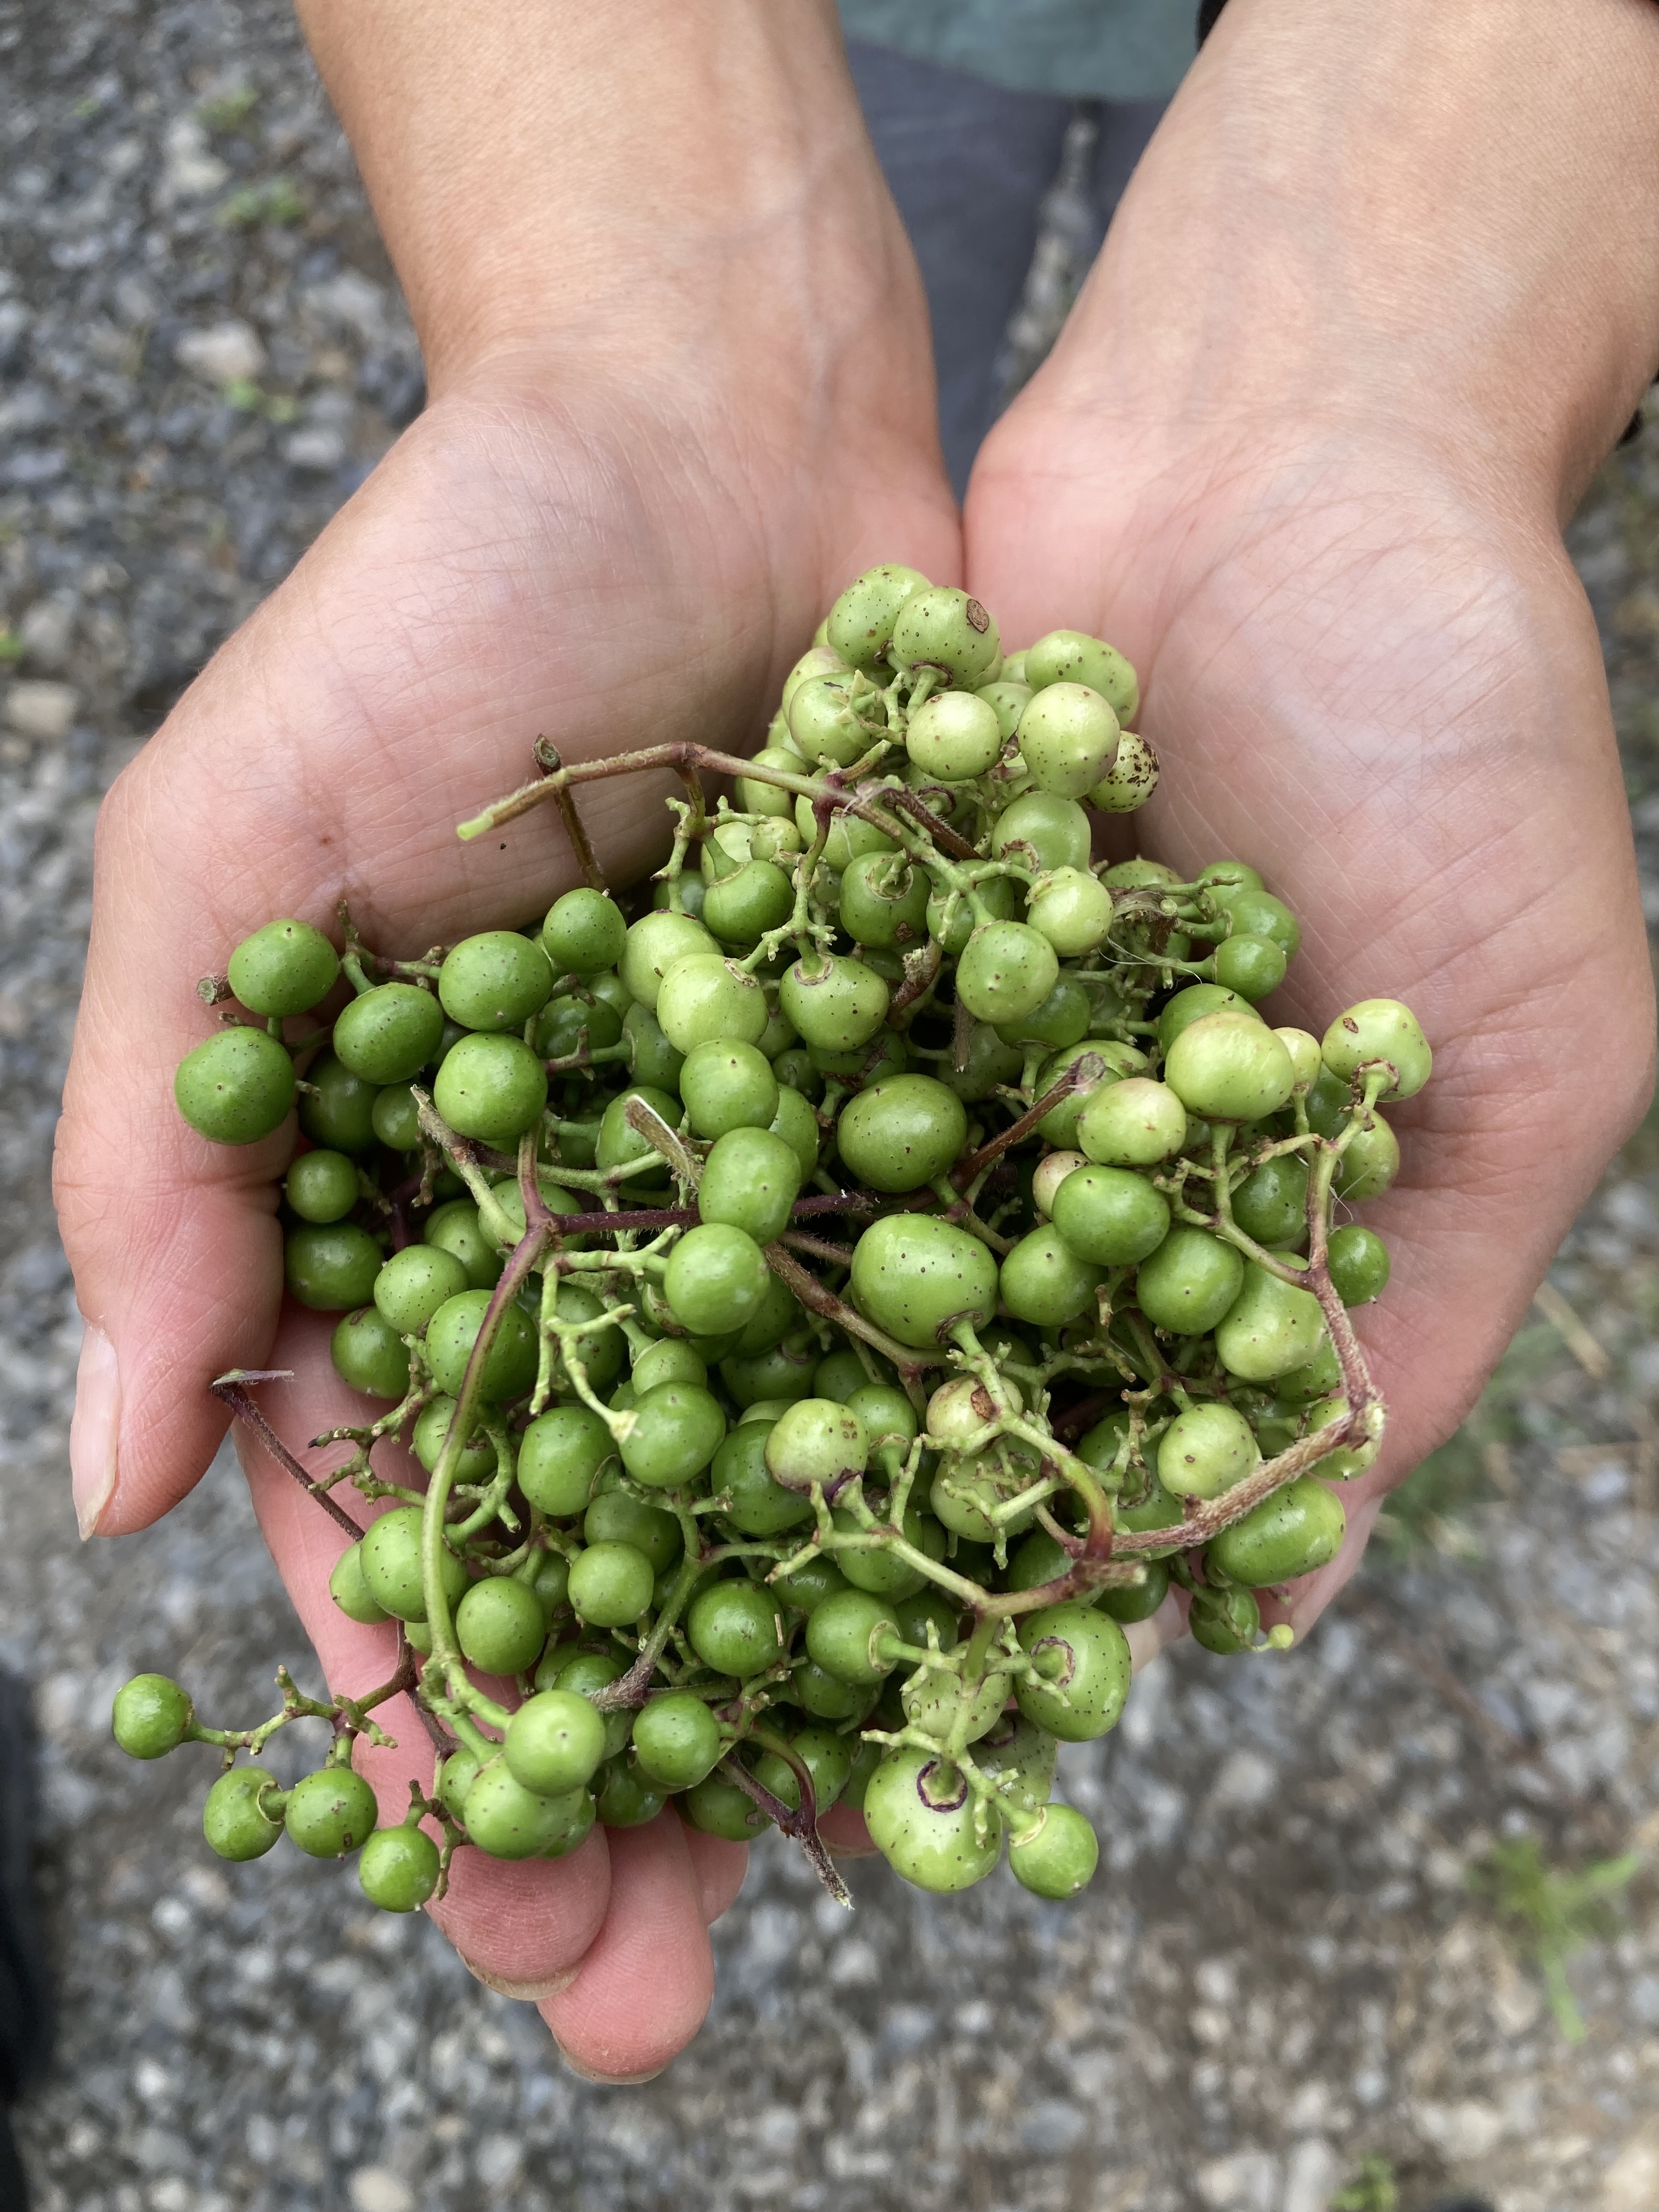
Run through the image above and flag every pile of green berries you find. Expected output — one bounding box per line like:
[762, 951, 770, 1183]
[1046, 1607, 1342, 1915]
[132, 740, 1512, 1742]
[118, 566, 1427, 1916]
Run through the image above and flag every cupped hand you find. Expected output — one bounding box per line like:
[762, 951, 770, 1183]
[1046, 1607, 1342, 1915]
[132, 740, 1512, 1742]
[54, 145, 957, 2068]
[969, 372, 1654, 1644]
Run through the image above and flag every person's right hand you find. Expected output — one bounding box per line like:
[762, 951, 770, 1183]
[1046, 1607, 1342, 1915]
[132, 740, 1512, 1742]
[54, 2, 956, 2079]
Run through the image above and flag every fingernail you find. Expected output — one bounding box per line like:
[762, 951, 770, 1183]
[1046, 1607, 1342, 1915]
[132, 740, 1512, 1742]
[70, 1322, 121, 1539]
[455, 1950, 579, 2004]
[552, 2042, 664, 2087]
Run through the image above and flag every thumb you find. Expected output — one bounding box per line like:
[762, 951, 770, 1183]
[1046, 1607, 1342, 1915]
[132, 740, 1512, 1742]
[54, 729, 294, 1537]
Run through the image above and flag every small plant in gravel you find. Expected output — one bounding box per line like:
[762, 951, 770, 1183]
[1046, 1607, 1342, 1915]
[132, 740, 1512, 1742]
[1468, 1831, 1641, 2042]
[113, 567, 1429, 1915]
[1328, 2158, 1398, 2212]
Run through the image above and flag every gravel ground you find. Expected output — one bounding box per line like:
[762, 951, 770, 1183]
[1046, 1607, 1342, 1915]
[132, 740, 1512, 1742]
[4, 9, 1659, 2212]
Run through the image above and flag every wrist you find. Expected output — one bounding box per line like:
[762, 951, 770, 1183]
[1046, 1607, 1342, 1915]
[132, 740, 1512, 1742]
[296, 0, 896, 393]
[1028, 0, 1659, 518]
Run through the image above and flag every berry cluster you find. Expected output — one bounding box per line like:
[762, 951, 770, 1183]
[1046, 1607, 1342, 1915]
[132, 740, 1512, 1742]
[117, 568, 1427, 1915]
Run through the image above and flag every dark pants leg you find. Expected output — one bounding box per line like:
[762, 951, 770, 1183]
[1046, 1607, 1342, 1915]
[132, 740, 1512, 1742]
[0, 1677, 49, 2212]
[846, 40, 1165, 494]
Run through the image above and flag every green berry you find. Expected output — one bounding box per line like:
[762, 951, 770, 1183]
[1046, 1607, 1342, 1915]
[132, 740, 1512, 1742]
[620, 910, 718, 1011]
[411, 1396, 496, 1483]
[697, 1126, 802, 1243]
[710, 1419, 812, 1537]
[1156, 1403, 1259, 1499]
[848, 1214, 1000, 1350]
[284, 1222, 385, 1312]
[1077, 1076, 1187, 1166]
[835, 1075, 967, 1193]
[455, 1575, 549, 1674]
[584, 1486, 683, 1573]
[421, 1200, 504, 1289]
[283, 1148, 359, 1223]
[424, 1287, 538, 1401]
[1049, 1164, 1170, 1266]
[1014, 1604, 1131, 1741]
[332, 983, 445, 1086]
[1231, 1154, 1309, 1248]
[686, 1579, 783, 1676]
[1214, 932, 1288, 1002]
[991, 791, 1092, 874]
[1009, 1802, 1099, 1899]
[1025, 867, 1114, 957]
[804, 1587, 899, 1685]
[764, 1397, 868, 1493]
[543, 888, 629, 976]
[358, 1504, 469, 1622]
[1321, 997, 1432, 1101]
[111, 1673, 193, 1759]
[1015, 681, 1119, 800]
[681, 1770, 770, 1840]
[1207, 1475, 1346, 1585]
[432, 1032, 548, 1147]
[1085, 729, 1159, 813]
[1165, 1012, 1295, 1121]
[568, 1540, 656, 1626]
[505, 1688, 608, 1796]
[664, 1222, 770, 1336]
[656, 953, 769, 1056]
[373, 1244, 471, 1334]
[826, 562, 931, 673]
[1024, 628, 1138, 720]
[1214, 1262, 1327, 1383]
[998, 1226, 1103, 1328]
[358, 1824, 441, 1911]
[518, 1404, 614, 1515]
[955, 921, 1059, 1026]
[174, 1028, 295, 1144]
[330, 1306, 411, 1400]
[778, 954, 889, 1053]
[905, 691, 1004, 780]
[369, 1082, 422, 1150]
[463, 1759, 590, 1860]
[437, 931, 553, 1032]
[328, 1541, 390, 1626]
[679, 1040, 778, 1139]
[284, 1765, 379, 1857]
[227, 918, 340, 1017]
[864, 1749, 1002, 1892]
[633, 1694, 723, 1791]
[620, 1381, 727, 1489]
[1328, 1223, 1391, 1304]
[203, 1766, 284, 1861]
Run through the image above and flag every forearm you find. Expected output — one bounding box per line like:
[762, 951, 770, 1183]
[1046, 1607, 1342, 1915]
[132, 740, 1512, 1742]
[1066, 0, 1659, 510]
[294, 0, 887, 387]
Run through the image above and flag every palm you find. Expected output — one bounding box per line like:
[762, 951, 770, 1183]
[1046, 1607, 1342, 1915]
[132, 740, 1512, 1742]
[969, 407, 1654, 1622]
[57, 363, 957, 2069]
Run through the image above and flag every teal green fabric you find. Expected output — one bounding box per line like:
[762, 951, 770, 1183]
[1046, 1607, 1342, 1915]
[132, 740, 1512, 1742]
[838, 0, 1196, 100]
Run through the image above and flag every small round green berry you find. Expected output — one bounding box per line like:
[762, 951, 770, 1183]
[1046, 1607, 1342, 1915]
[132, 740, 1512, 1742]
[174, 1028, 295, 1144]
[111, 1673, 193, 1759]
[203, 1766, 284, 1861]
[284, 1765, 380, 1857]
[358, 1824, 441, 1912]
[227, 919, 340, 1017]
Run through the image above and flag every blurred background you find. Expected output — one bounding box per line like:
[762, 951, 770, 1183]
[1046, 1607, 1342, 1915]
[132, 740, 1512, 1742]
[3, 7, 1659, 2210]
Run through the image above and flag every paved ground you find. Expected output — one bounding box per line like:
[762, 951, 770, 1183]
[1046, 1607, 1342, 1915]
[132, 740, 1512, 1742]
[3, 8, 1659, 2211]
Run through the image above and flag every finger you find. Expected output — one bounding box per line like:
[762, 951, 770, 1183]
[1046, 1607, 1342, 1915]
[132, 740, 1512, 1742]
[678, 1824, 748, 1925]
[235, 1307, 612, 1990]
[539, 1814, 715, 2081]
[819, 1802, 878, 1858]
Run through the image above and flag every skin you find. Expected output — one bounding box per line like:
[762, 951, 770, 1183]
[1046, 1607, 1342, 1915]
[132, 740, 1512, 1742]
[53, 0, 1659, 2069]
